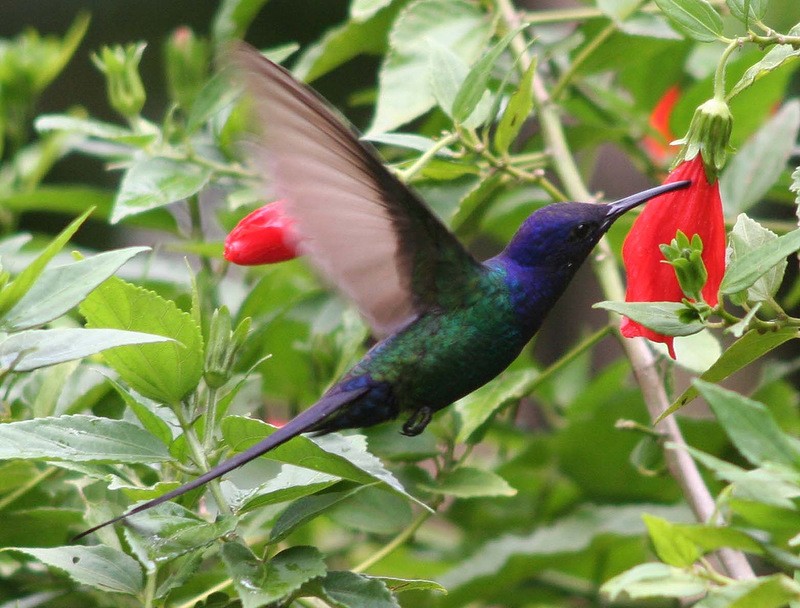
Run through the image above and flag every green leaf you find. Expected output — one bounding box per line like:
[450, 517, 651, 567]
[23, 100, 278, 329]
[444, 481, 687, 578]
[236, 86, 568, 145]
[0, 186, 178, 232]
[80, 276, 204, 404]
[2, 246, 149, 331]
[351, 0, 393, 21]
[124, 502, 237, 563]
[363, 132, 455, 156]
[455, 370, 537, 443]
[107, 377, 174, 447]
[642, 514, 700, 567]
[0, 327, 171, 372]
[221, 543, 326, 608]
[593, 301, 704, 336]
[659, 328, 798, 421]
[730, 24, 800, 98]
[0, 414, 170, 463]
[602, 563, 707, 600]
[232, 465, 340, 515]
[494, 57, 535, 155]
[694, 380, 800, 467]
[699, 574, 800, 608]
[720, 227, 800, 295]
[111, 157, 212, 224]
[0, 208, 91, 318]
[270, 483, 366, 543]
[671, 523, 763, 554]
[726, 0, 768, 23]
[419, 466, 516, 498]
[369, 0, 493, 133]
[293, 4, 399, 82]
[212, 0, 271, 42]
[726, 215, 785, 304]
[328, 486, 413, 534]
[317, 571, 400, 608]
[654, 0, 723, 42]
[3, 546, 143, 596]
[35, 114, 157, 146]
[721, 101, 800, 215]
[429, 42, 468, 119]
[451, 27, 521, 123]
[185, 71, 242, 134]
[373, 577, 447, 595]
[221, 416, 423, 506]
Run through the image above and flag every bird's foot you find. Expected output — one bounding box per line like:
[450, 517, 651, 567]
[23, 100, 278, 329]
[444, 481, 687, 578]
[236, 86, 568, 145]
[401, 406, 432, 436]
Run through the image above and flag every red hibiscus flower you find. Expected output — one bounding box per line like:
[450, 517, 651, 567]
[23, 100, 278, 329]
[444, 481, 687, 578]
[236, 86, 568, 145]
[642, 85, 680, 163]
[224, 200, 300, 265]
[620, 154, 726, 358]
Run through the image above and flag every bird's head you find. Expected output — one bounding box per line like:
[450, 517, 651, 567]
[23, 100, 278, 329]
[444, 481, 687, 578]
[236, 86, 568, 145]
[502, 182, 690, 272]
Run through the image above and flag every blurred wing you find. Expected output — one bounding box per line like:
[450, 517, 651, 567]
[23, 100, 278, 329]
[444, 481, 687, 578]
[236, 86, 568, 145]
[232, 43, 483, 336]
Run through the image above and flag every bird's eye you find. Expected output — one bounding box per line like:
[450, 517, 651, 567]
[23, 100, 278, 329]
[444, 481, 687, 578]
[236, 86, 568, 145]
[569, 222, 595, 241]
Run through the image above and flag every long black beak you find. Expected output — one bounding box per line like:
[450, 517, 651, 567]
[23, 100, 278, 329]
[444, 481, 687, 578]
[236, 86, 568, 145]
[603, 180, 691, 227]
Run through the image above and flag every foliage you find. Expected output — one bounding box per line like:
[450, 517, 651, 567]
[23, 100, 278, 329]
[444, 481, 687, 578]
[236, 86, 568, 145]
[1, 1, 800, 607]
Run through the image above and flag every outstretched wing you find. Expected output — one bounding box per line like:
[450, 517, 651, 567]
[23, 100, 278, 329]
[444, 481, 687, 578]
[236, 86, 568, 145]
[232, 43, 483, 336]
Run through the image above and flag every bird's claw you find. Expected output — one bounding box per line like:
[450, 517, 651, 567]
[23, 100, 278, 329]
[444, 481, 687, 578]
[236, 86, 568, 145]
[401, 406, 432, 436]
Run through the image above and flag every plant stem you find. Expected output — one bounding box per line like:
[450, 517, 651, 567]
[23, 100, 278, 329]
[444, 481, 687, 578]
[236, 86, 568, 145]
[0, 466, 56, 510]
[397, 132, 459, 182]
[352, 506, 438, 573]
[714, 40, 739, 101]
[498, 0, 755, 580]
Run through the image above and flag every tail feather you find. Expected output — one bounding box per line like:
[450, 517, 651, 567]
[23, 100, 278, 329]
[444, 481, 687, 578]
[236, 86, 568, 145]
[73, 386, 367, 540]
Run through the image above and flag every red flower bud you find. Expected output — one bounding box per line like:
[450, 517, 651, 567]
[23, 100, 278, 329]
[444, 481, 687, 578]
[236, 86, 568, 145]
[224, 200, 300, 265]
[620, 154, 726, 358]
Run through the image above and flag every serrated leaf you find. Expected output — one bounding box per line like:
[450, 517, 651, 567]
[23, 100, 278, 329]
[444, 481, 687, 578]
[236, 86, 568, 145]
[694, 380, 800, 467]
[643, 514, 700, 567]
[318, 571, 400, 608]
[593, 301, 704, 336]
[221, 416, 423, 507]
[111, 157, 211, 224]
[80, 276, 204, 405]
[659, 328, 798, 421]
[730, 24, 800, 98]
[231, 465, 340, 515]
[602, 563, 707, 600]
[0, 414, 170, 463]
[2, 246, 149, 331]
[721, 101, 800, 215]
[369, 0, 493, 133]
[494, 57, 535, 155]
[654, 0, 723, 42]
[0, 208, 91, 318]
[0, 327, 171, 372]
[419, 466, 516, 498]
[455, 369, 537, 443]
[222, 543, 326, 608]
[720, 227, 800, 295]
[727, 215, 786, 304]
[3, 546, 143, 596]
[124, 502, 237, 563]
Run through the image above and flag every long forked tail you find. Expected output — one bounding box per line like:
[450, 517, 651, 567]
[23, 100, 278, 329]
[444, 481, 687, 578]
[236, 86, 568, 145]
[73, 387, 367, 541]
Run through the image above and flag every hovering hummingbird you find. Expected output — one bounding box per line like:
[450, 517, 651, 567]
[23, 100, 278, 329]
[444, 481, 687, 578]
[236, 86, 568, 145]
[76, 43, 688, 539]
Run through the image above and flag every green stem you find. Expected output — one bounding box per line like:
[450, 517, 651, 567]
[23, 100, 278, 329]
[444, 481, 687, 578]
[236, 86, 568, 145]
[143, 568, 157, 608]
[397, 132, 459, 182]
[176, 405, 232, 516]
[714, 40, 739, 101]
[203, 386, 220, 455]
[551, 22, 616, 101]
[172, 578, 233, 608]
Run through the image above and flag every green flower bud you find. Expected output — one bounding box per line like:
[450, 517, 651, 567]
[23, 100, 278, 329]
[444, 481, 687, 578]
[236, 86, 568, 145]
[659, 230, 708, 302]
[673, 97, 733, 182]
[203, 306, 251, 389]
[92, 43, 146, 118]
[164, 27, 209, 110]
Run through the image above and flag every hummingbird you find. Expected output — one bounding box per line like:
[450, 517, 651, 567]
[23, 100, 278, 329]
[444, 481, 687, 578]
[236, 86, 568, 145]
[75, 43, 689, 539]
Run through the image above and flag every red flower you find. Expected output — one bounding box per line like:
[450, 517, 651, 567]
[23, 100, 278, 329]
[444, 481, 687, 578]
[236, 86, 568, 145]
[620, 154, 726, 358]
[224, 200, 300, 265]
[642, 86, 680, 163]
